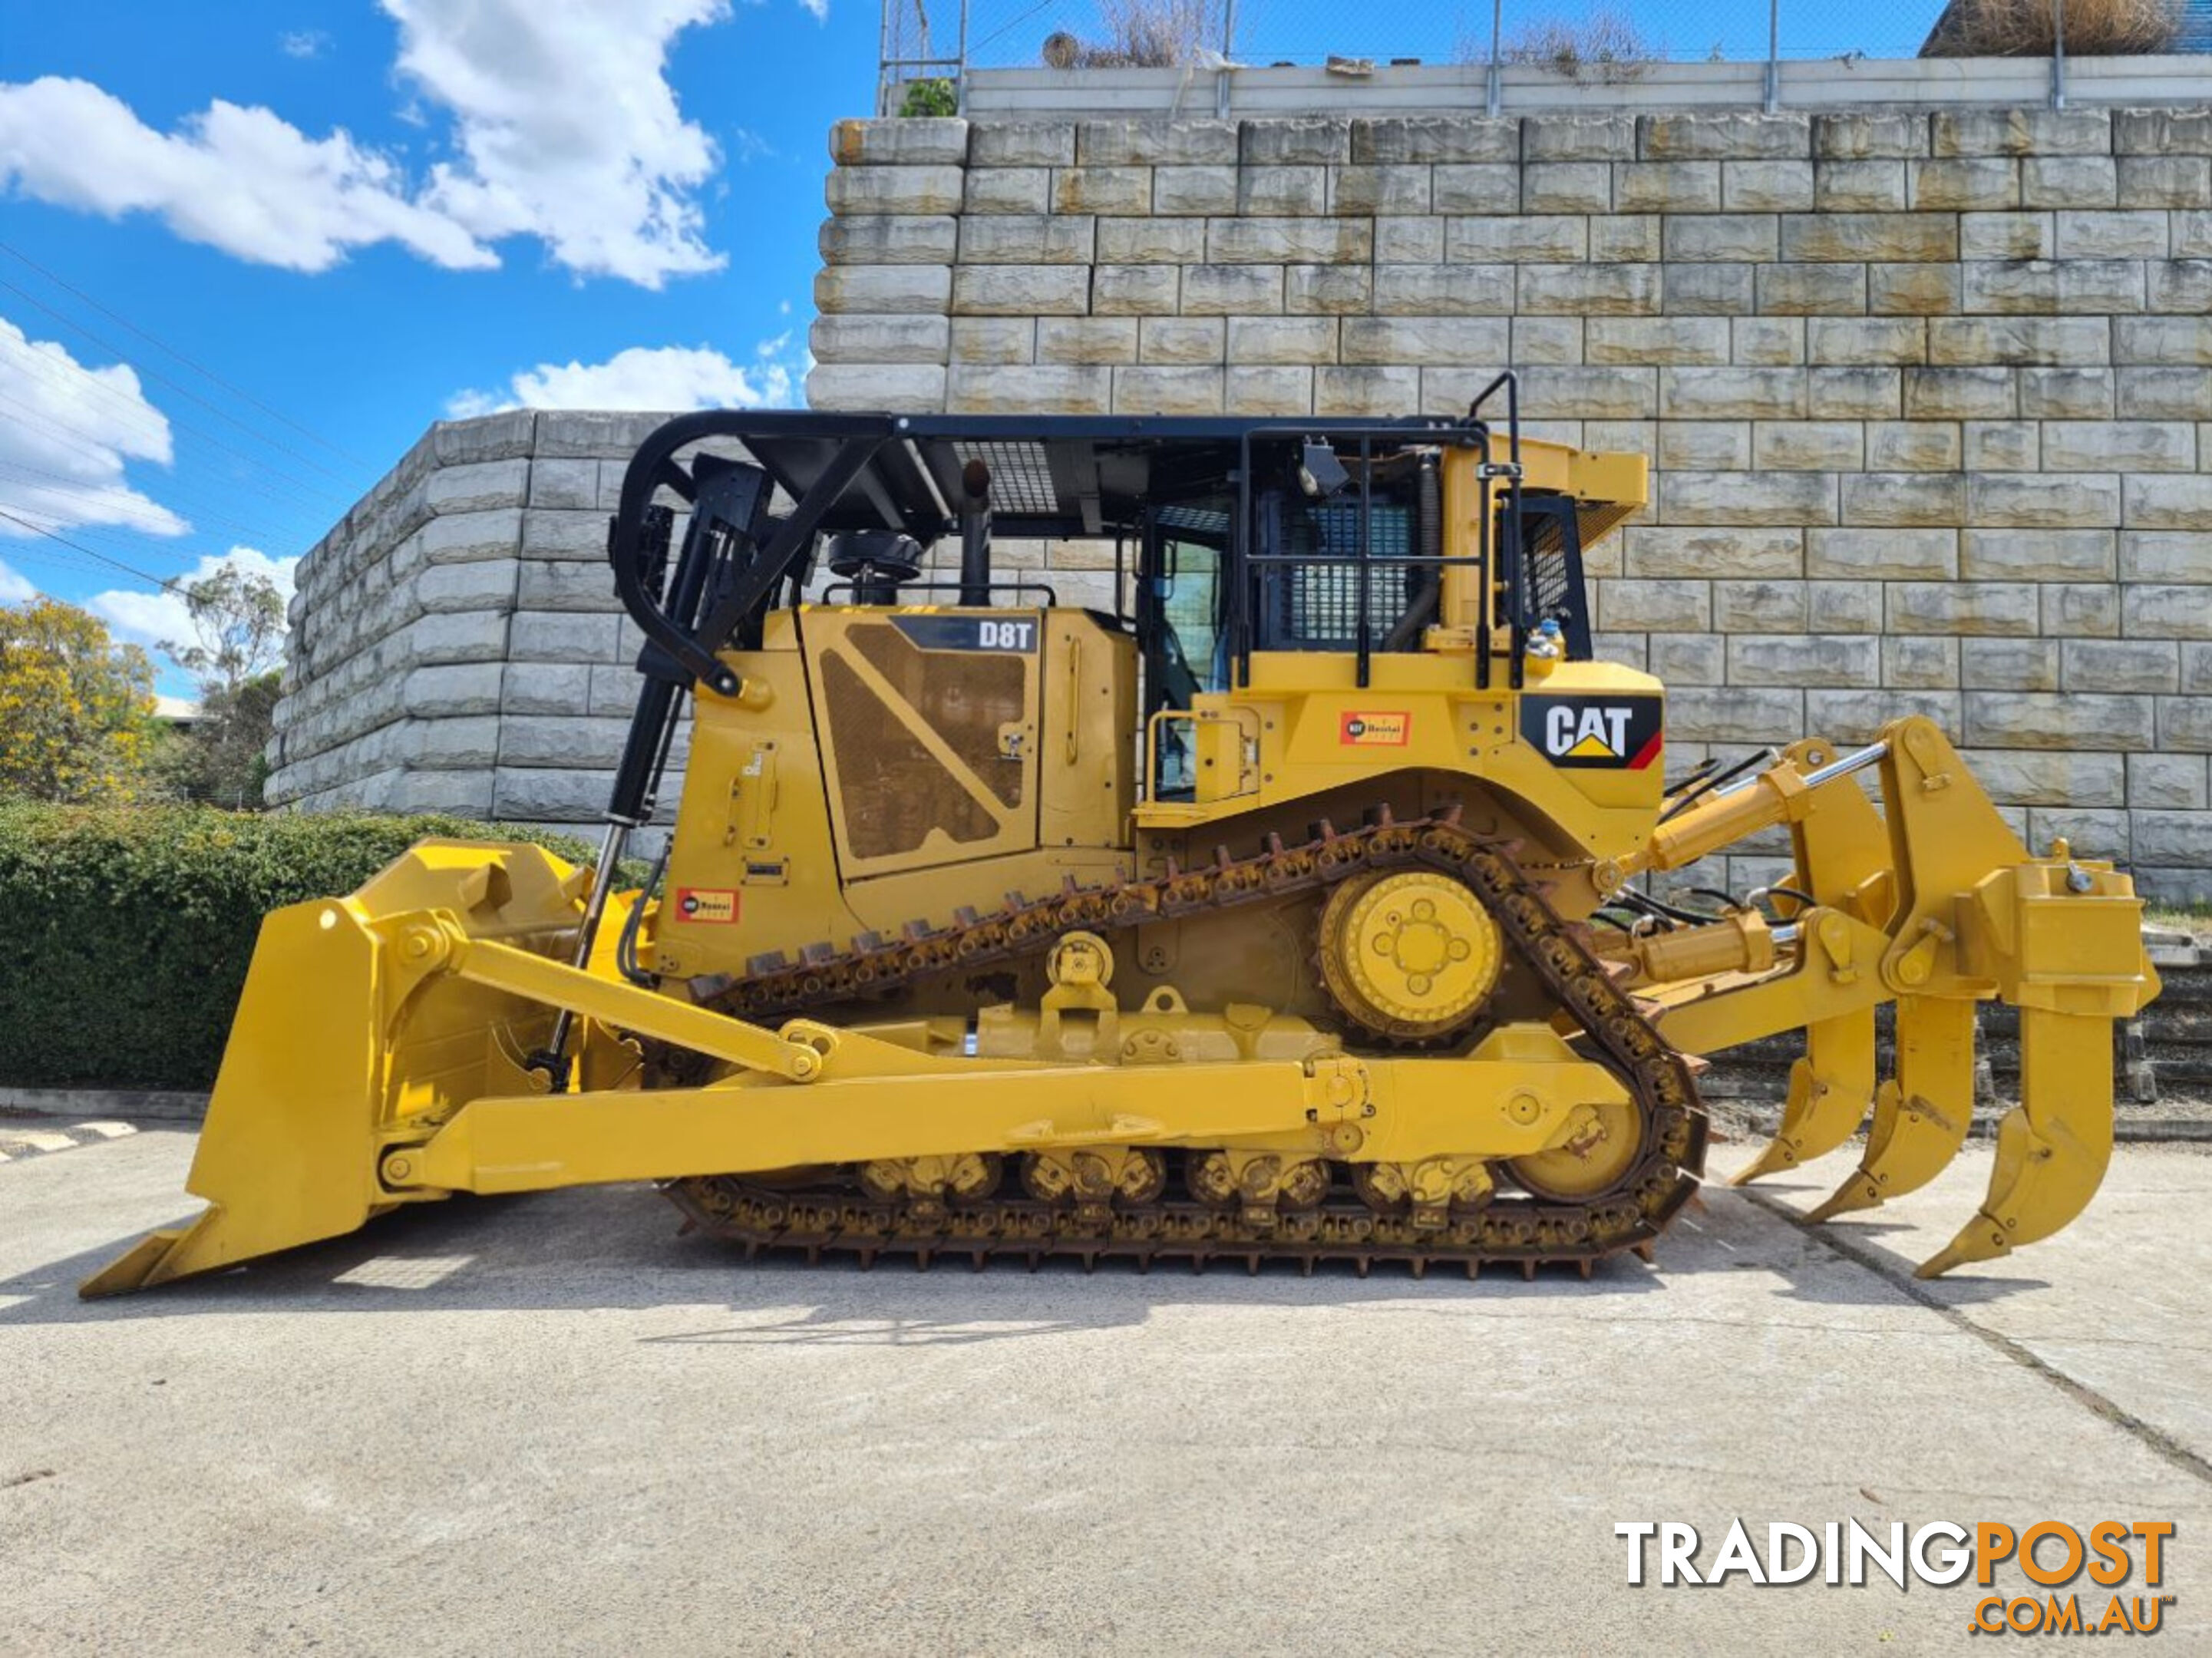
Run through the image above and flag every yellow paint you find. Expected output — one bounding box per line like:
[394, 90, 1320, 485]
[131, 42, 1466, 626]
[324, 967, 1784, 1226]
[81, 423, 2158, 1293]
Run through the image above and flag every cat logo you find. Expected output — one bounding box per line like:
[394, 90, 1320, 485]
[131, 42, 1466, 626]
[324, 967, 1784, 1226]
[1520, 695, 1663, 771]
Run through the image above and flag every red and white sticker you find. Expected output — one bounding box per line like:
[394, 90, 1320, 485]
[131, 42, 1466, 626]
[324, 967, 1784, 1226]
[1340, 711, 1411, 746]
[674, 887, 740, 923]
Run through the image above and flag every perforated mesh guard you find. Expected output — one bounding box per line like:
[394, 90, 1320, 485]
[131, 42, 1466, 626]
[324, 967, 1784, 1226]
[820, 653, 1001, 860]
[950, 441, 1058, 518]
[1264, 501, 1416, 649]
[850, 623, 1026, 809]
[1525, 512, 1576, 627]
[1576, 500, 1636, 550]
[1158, 503, 1231, 538]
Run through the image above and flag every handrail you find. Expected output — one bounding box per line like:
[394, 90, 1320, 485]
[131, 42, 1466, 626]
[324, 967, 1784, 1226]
[1467, 371, 1527, 689]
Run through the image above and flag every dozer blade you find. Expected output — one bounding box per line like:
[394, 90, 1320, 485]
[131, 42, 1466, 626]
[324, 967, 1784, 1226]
[1729, 1006, 1875, 1185]
[1917, 1009, 2115, 1280]
[1806, 995, 1976, 1222]
[81, 900, 394, 1296]
[83, 841, 596, 1297]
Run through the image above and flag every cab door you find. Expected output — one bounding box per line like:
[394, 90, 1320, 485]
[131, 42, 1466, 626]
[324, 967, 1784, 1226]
[1141, 533, 1227, 799]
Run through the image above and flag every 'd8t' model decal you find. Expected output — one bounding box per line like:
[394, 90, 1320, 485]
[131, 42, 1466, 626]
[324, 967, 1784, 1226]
[1520, 695, 1663, 770]
[891, 615, 1038, 652]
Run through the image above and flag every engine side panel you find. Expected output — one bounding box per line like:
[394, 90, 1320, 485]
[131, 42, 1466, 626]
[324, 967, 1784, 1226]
[655, 608, 1138, 982]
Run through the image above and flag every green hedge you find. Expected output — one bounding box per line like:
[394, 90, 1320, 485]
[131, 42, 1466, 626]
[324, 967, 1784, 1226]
[0, 804, 603, 1091]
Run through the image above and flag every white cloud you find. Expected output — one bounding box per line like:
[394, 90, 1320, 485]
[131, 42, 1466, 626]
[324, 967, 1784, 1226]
[0, 313, 190, 540]
[385, 0, 730, 287]
[799, 0, 828, 20]
[88, 546, 299, 652]
[0, 2, 734, 287]
[279, 29, 331, 59]
[727, 127, 775, 163]
[0, 558, 34, 603]
[0, 78, 496, 274]
[447, 340, 798, 417]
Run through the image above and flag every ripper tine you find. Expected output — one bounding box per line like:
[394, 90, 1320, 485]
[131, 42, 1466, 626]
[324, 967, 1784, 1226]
[1808, 996, 1976, 1223]
[1917, 1008, 2117, 1279]
[1730, 1006, 1877, 1185]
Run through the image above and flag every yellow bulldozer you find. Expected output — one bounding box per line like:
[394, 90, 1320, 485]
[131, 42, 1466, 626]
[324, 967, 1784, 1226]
[87, 380, 2160, 1295]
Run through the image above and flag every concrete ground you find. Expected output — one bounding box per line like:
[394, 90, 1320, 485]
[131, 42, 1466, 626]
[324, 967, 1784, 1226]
[2, 1128, 2206, 1656]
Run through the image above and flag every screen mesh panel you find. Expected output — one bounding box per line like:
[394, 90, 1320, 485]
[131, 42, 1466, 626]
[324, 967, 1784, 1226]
[1524, 510, 1576, 626]
[1263, 500, 1415, 649]
[949, 441, 1057, 518]
[819, 652, 1002, 860]
[848, 622, 1027, 809]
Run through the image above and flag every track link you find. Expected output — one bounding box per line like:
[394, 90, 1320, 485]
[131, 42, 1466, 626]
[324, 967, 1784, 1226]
[666, 807, 1709, 1278]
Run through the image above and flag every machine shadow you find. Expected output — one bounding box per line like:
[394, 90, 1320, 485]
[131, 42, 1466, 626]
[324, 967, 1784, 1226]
[4, 1179, 1724, 1333]
[1729, 1204, 2052, 1308]
[6, 1148, 2049, 1330]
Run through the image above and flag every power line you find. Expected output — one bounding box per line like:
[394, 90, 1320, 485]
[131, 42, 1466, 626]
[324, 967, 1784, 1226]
[0, 511, 304, 627]
[0, 539, 150, 586]
[0, 365, 342, 520]
[0, 464, 192, 533]
[0, 396, 348, 523]
[0, 533, 118, 580]
[972, 0, 1062, 53]
[0, 504, 179, 590]
[0, 272, 368, 493]
[0, 515, 243, 598]
[4, 515, 165, 553]
[0, 332, 189, 454]
[0, 239, 375, 470]
[0, 342, 353, 514]
[4, 505, 322, 582]
[0, 456, 316, 546]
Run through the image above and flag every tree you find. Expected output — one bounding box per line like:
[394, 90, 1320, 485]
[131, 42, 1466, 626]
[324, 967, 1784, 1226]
[161, 565, 287, 698]
[1499, 6, 1659, 84]
[0, 598, 160, 802]
[172, 669, 282, 808]
[159, 566, 288, 808]
[1923, 0, 2177, 57]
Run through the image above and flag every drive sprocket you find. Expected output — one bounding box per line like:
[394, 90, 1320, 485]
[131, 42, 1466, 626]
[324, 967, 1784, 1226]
[1316, 867, 1504, 1043]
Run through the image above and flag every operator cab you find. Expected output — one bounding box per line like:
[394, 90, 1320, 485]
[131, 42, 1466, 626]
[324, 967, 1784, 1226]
[602, 395, 1635, 817]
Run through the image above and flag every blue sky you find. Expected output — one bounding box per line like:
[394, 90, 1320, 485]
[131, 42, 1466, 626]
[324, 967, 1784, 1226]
[1, 0, 874, 687]
[2, 0, 1942, 693]
[972, 0, 1943, 68]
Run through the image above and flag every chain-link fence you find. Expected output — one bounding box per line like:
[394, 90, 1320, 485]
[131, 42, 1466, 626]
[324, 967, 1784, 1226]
[882, 0, 2193, 111]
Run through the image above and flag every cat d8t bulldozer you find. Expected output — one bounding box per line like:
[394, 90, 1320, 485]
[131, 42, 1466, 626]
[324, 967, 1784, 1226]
[87, 380, 2160, 1296]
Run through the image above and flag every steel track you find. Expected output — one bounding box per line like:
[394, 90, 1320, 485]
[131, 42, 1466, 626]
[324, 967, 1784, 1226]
[664, 807, 1709, 1277]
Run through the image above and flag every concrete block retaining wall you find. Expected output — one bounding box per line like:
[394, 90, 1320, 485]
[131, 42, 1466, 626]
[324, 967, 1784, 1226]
[267, 411, 681, 828]
[271, 91, 2212, 903]
[806, 98, 2212, 901]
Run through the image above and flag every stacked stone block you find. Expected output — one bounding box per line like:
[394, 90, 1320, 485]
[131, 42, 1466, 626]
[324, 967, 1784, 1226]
[266, 410, 1114, 835]
[810, 107, 2212, 900]
[268, 411, 679, 828]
